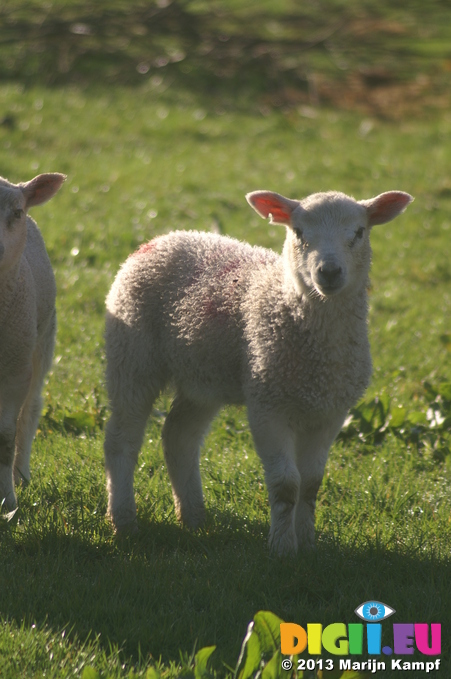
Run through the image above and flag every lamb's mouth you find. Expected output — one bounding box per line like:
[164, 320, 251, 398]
[313, 280, 346, 298]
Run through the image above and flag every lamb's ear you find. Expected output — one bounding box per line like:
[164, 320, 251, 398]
[20, 173, 66, 209]
[246, 190, 300, 226]
[360, 191, 414, 227]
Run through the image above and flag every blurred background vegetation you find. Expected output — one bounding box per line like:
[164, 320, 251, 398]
[1, 0, 451, 118]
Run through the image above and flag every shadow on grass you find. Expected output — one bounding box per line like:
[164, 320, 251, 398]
[2, 508, 450, 670]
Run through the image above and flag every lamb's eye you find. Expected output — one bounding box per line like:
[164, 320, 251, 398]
[350, 226, 365, 247]
[295, 230, 308, 249]
[355, 226, 364, 239]
[7, 209, 23, 229]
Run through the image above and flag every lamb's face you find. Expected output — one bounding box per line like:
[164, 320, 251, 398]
[0, 181, 28, 275]
[246, 188, 413, 301]
[288, 195, 371, 298]
[0, 173, 66, 276]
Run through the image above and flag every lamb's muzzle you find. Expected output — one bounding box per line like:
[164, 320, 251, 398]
[315, 261, 344, 295]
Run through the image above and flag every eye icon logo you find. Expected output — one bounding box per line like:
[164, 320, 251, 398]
[354, 601, 396, 622]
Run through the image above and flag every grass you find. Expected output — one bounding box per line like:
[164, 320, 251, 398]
[1, 1, 451, 677]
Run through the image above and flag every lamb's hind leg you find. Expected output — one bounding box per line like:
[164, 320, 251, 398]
[104, 399, 155, 532]
[104, 348, 160, 532]
[162, 394, 218, 529]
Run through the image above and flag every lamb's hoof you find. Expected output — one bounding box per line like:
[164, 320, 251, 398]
[1, 492, 18, 514]
[114, 519, 139, 536]
[1, 506, 19, 524]
[175, 502, 206, 530]
[109, 504, 138, 535]
[296, 528, 317, 552]
[268, 531, 298, 556]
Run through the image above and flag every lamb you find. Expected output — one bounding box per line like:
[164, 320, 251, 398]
[0, 172, 65, 511]
[104, 188, 413, 554]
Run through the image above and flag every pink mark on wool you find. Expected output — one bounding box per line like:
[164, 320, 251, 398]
[217, 259, 242, 278]
[202, 264, 242, 322]
[186, 257, 241, 291]
[201, 258, 246, 320]
[203, 297, 226, 320]
[130, 239, 160, 258]
[218, 259, 242, 276]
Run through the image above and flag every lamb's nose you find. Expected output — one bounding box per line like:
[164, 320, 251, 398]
[318, 263, 342, 288]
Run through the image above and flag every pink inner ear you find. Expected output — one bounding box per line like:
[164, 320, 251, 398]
[252, 195, 292, 223]
[23, 173, 65, 207]
[27, 183, 52, 205]
[367, 192, 412, 226]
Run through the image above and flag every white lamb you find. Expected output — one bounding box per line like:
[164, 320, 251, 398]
[104, 188, 413, 554]
[0, 172, 65, 511]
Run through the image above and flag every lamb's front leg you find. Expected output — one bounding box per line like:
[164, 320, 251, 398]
[15, 311, 56, 486]
[294, 413, 347, 549]
[0, 423, 17, 511]
[0, 370, 32, 510]
[248, 408, 300, 555]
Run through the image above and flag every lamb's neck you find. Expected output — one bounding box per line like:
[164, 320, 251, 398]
[289, 279, 369, 331]
[0, 262, 23, 325]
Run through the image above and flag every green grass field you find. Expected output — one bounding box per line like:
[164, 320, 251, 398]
[1, 1, 451, 677]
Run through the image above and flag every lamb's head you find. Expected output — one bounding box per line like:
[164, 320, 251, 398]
[0, 173, 65, 275]
[246, 189, 413, 299]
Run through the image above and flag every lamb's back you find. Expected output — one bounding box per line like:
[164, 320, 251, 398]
[107, 230, 279, 402]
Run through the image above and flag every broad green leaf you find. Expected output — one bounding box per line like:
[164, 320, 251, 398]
[389, 406, 407, 428]
[406, 411, 428, 426]
[64, 410, 97, 433]
[253, 611, 283, 656]
[81, 668, 101, 679]
[423, 381, 438, 400]
[146, 668, 161, 679]
[355, 397, 387, 433]
[356, 401, 375, 425]
[194, 645, 216, 679]
[438, 382, 451, 401]
[377, 392, 391, 417]
[261, 650, 282, 679]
